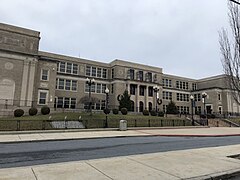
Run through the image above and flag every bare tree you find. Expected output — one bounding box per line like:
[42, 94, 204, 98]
[220, 1, 240, 104]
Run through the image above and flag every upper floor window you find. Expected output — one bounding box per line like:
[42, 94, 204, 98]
[176, 80, 189, 90]
[162, 79, 172, 87]
[192, 83, 197, 90]
[130, 84, 136, 95]
[163, 91, 172, 100]
[130, 69, 135, 80]
[57, 61, 78, 75]
[218, 93, 221, 101]
[86, 65, 107, 79]
[41, 69, 49, 81]
[138, 71, 143, 81]
[139, 86, 145, 96]
[56, 78, 78, 91]
[111, 68, 114, 78]
[148, 86, 153, 97]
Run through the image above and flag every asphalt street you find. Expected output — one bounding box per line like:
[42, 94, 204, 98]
[0, 136, 240, 169]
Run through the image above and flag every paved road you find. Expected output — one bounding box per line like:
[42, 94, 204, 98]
[0, 136, 239, 169]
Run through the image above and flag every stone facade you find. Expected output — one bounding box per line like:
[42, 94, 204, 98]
[0, 23, 239, 116]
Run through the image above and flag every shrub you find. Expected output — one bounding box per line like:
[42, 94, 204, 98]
[14, 109, 24, 117]
[103, 108, 111, 114]
[29, 107, 38, 116]
[158, 111, 164, 117]
[142, 109, 149, 116]
[41, 106, 50, 115]
[112, 109, 119, 115]
[121, 108, 128, 115]
[150, 110, 157, 116]
[211, 114, 216, 119]
[200, 114, 206, 119]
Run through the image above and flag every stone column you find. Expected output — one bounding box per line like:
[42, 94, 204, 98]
[145, 86, 148, 110]
[20, 60, 30, 106]
[136, 85, 139, 112]
[26, 60, 37, 107]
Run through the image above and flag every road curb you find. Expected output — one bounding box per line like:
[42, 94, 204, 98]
[0, 126, 209, 135]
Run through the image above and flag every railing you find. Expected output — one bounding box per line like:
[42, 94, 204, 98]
[0, 118, 192, 131]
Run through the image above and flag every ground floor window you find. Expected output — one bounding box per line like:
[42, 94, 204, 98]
[55, 97, 76, 109]
[38, 90, 48, 105]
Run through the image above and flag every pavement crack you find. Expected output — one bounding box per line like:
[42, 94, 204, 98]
[126, 157, 181, 179]
[85, 161, 113, 180]
[31, 167, 38, 180]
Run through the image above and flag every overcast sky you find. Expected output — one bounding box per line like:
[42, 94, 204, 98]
[0, 0, 231, 79]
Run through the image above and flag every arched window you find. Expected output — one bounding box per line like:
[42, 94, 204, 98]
[149, 102, 152, 112]
[130, 100, 134, 112]
[139, 101, 144, 112]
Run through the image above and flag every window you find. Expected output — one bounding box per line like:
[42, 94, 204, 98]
[41, 69, 49, 81]
[148, 86, 153, 97]
[218, 93, 221, 101]
[111, 68, 114, 78]
[176, 93, 189, 102]
[58, 79, 64, 90]
[163, 91, 172, 100]
[57, 78, 77, 91]
[57, 97, 63, 108]
[65, 80, 71, 90]
[66, 63, 72, 73]
[70, 98, 76, 109]
[73, 64, 78, 74]
[38, 90, 48, 105]
[97, 68, 102, 78]
[72, 80, 77, 91]
[139, 86, 145, 96]
[192, 83, 197, 90]
[96, 84, 101, 93]
[148, 72, 152, 82]
[101, 100, 106, 110]
[102, 84, 106, 93]
[138, 71, 143, 81]
[56, 97, 76, 109]
[111, 84, 114, 93]
[176, 81, 179, 89]
[92, 67, 96, 77]
[60, 62, 65, 72]
[64, 97, 70, 108]
[130, 69, 135, 80]
[163, 79, 172, 87]
[102, 69, 107, 78]
[86, 66, 91, 76]
[130, 84, 136, 95]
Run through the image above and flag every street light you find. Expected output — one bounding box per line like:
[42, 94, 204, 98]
[190, 95, 195, 126]
[104, 87, 110, 128]
[202, 92, 208, 126]
[153, 85, 160, 113]
[86, 78, 95, 115]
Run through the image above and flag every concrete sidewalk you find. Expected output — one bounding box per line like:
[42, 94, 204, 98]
[0, 144, 239, 179]
[0, 127, 239, 179]
[0, 127, 239, 143]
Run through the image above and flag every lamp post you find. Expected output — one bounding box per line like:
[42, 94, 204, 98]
[153, 85, 160, 113]
[105, 87, 109, 128]
[190, 95, 195, 126]
[86, 78, 95, 115]
[202, 92, 208, 126]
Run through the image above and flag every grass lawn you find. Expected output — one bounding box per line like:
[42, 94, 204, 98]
[0, 112, 192, 130]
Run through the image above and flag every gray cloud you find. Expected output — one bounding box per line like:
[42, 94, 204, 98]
[0, 0, 230, 79]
